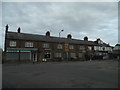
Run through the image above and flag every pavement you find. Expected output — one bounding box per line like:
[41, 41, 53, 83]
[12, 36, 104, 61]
[2, 60, 118, 88]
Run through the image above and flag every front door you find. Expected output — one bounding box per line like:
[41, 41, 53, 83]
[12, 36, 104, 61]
[31, 52, 37, 61]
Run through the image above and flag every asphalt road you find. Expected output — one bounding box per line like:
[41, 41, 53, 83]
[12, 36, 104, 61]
[2, 60, 118, 88]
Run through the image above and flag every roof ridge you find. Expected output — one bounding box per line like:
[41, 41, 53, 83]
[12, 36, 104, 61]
[7, 31, 111, 46]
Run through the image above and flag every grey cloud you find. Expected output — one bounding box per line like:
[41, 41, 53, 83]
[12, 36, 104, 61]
[1, 2, 118, 48]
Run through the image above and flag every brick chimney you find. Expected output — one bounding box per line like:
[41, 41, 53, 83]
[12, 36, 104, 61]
[84, 36, 88, 41]
[97, 38, 100, 42]
[5, 24, 9, 33]
[46, 31, 50, 36]
[67, 34, 72, 39]
[17, 27, 21, 33]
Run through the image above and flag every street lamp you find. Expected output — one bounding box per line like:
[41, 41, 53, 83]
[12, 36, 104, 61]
[58, 30, 64, 61]
[59, 30, 64, 38]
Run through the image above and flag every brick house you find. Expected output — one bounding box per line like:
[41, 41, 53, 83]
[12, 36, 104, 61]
[4, 25, 113, 62]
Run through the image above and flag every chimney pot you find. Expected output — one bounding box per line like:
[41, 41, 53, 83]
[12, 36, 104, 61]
[84, 36, 88, 41]
[5, 24, 9, 33]
[46, 31, 50, 36]
[67, 34, 72, 39]
[18, 27, 21, 33]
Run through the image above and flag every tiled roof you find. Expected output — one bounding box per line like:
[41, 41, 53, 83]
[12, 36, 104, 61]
[6, 31, 109, 46]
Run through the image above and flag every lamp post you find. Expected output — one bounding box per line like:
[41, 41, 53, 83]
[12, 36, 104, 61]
[59, 30, 64, 38]
[58, 30, 64, 61]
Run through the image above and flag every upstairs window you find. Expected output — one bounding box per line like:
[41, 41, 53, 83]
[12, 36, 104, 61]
[109, 47, 112, 51]
[43, 43, 49, 48]
[69, 45, 74, 49]
[57, 44, 63, 49]
[98, 40, 103, 44]
[79, 46, 85, 50]
[94, 46, 99, 50]
[88, 46, 92, 50]
[25, 42, 33, 47]
[104, 47, 106, 51]
[10, 41, 16, 47]
[100, 47, 103, 51]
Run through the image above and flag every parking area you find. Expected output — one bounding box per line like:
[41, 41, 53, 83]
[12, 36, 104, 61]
[2, 60, 118, 88]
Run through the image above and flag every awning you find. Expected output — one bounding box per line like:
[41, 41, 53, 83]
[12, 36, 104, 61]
[7, 48, 38, 52]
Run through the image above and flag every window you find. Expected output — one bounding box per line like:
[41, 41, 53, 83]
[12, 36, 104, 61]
[25, 42, 33, 47]
[88, 46, 92, 50]
[79, 46, 85, 50]
[94, 46, 97, 50]
[94, 46, 99, 50]
[43, 43, 49, 48]
[100, 47, 103, 51]
[57, 44, 62, 49]
[98, 40, 103, 44]
[98, 46, 103, 51]
[70, 53, 76, 58]
[109, 47, 112, 51]
[10, 41, 16, 47]
[55, 53, 62, 58]
[69, 45, 74, 49]
[44, 52, 51, 58]
[105, 47, 107, 51]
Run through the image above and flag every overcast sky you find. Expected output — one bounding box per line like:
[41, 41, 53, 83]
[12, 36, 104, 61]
[0, 2, 118, 48]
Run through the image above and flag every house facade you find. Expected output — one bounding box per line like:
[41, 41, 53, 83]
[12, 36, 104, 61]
[4, 25, 113, 62]
[113, 44, 120, 59]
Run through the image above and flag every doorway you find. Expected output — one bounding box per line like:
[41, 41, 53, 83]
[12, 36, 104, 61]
[31, 52, 37, 62]
[44, 52, 51, 59]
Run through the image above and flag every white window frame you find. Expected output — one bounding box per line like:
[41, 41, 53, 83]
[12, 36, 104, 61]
[70, 53, 76, 58]
[69, 45, 74, 49]
[98, 40, 103, 44]
[109, 47, 112, 51]
[43, 43, 49, 48]
[94, 46, 97, 50]
[105, 47, 107, 51]
[94, 46, 100, 51]
[25, 42, 33, 47]
[79, 46, 85, 50]
[10, 41, 16, 47]
[88, 46, 92, 50]
[57, 44, 63, 49]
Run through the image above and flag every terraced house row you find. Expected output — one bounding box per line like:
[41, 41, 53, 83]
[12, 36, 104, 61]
[4, 25, 113, 62]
